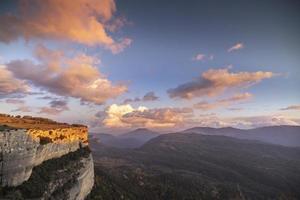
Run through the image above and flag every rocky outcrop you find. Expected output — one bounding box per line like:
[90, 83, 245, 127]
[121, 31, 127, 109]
[0, 147, 94, 200]
[0, 114, 94, 200]
[69, 153, 95, 200]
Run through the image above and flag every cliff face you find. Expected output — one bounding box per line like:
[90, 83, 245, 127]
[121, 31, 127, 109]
[0, 114, 94, 200]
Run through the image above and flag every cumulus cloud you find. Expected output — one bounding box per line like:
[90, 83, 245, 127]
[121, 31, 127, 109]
[194, 93, 252, 110]
[193, 54, 214, 62]
[168, 68, 273, 99]
[0, 0, 131, 53]
[228, 42, 244, 52]
[39, 99, 69, 115]
[123, 91, 159, 104]
[102, 104, 191, 129]
[280, 104, 300, 111]
[0, 66, 28, 96]
[6, 45, 127, 104]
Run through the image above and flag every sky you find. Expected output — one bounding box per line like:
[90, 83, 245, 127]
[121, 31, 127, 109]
[0, 0, 299, 133]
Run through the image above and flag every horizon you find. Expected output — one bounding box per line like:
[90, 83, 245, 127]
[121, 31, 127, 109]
[0, 0, 299, 133]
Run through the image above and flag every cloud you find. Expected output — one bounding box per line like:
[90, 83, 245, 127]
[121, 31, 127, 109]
[280, 104, 300, 111]
[49, 100, 69, 109]
[102, 104, 191, 129]
[193, 54, 214, 61]
[228, 43, 244, 52]
[12, 106, 32, 113]
[106, 17, 130, 32]
[108, 37, 132, 54]
[143, 91, 159, 101]
[6, 45, 127, 104]
[38, 99, 69, 115]
[231, 115, 300, 128]
[95, 111, 106, 119]
[5, 99, 25, 104]
[187, 113, 232, 128]
[186, 113, 300, 129]
[227, 107, 243, 111]
[194, 93, 252, 110]
[0, 0, 131, 53]
[38, 95, 60, 101]
[96, 104, 299, 130]
[123, 97, 141, 104]
[218, 92, 252, 103]
[0, 65, 28, 96]
[168, 68, 273, 99]
[123, 91, 159, 104]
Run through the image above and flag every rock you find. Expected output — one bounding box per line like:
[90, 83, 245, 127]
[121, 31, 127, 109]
[69, 154, 95, 200]
[0, 114, 94, 200]
[0, 127, 88, 187]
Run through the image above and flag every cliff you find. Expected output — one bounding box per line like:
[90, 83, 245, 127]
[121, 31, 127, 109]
[0, 114, 94, 200]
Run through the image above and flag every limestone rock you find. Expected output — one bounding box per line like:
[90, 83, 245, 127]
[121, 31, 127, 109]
[0, 114, 94, 200]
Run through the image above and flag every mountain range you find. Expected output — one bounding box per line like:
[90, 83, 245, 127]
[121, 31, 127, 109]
[90, 128, 159, 149]
[90, 126, 300, 150]
[88, 130, 300, 199]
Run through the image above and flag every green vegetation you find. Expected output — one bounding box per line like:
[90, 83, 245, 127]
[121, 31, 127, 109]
[89, 133, 300, 200]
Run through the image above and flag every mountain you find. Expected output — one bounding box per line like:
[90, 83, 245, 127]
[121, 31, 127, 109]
[119, 128, 160, 141]
[0, 114, 94, 200]
[90, 128, 160, 149]
[182, 125, 300, 147]
[89, 132, 300, 200]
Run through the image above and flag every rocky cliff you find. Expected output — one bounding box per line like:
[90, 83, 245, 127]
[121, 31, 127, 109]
[0, 114, 94, 200]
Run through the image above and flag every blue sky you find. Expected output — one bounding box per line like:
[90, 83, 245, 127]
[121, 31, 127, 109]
[0, 0, 299, 132]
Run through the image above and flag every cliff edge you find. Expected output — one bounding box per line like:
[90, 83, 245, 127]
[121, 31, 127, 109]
[0, 114, 94, 200]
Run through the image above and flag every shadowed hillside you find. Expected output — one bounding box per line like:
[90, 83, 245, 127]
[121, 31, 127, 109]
[89, 133, 300, 200]
[90, 128, 160, 149]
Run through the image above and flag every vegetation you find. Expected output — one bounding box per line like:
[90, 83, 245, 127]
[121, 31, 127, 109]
[0, 113, 85, 129]
[89, 133, 300, 200]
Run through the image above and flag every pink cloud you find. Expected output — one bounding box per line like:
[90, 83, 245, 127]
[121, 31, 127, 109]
[0, 66, 28, 96]
[6, 45, 127, 104]
[168, 68, 273, 99]
[194, 93, 253, 110]
[228, 43, 244, 52]
[102, 104, 192, 129]
[0, 0, 131, 53]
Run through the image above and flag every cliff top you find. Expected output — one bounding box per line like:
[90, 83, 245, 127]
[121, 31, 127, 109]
[0, 113, 86, 130]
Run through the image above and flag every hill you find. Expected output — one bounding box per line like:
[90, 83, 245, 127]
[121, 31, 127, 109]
[89, 132, 300, 200]
[90, 128, 160, 149]
[182, 125, 300, 147]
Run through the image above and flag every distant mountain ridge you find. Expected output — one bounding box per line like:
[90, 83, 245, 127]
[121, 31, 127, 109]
[182, 125, 300, 147]
[90, 128, 160, 149]
[90, 125, 300, 150]
[90, 132, 300, 199]
[119, 128, 160, 140]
